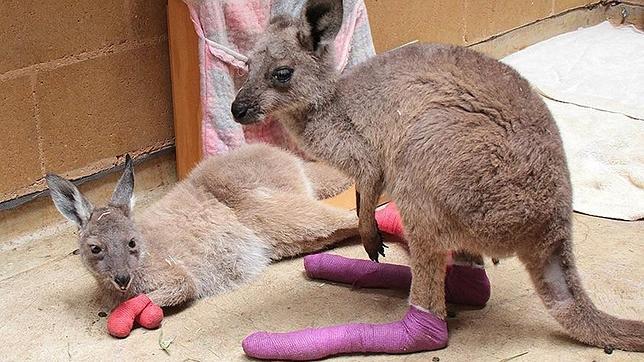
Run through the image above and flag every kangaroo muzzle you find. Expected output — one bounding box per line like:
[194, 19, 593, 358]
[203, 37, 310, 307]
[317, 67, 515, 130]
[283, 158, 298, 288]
[113, 273, 131, 291]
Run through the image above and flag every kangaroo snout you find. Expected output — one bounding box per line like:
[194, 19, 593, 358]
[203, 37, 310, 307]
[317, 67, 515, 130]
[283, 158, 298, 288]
[231, 89, 263, 124]
[231, 100, 249, 120]
[113, 274, 131, 291]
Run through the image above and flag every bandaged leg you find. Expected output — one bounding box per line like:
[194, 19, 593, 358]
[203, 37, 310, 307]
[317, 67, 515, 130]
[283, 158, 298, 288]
[305, 254, 489, 306]
[242, 305, 447, 360]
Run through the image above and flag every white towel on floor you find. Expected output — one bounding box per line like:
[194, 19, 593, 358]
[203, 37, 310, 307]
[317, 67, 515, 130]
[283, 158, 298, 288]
[502, 21, 644, 220]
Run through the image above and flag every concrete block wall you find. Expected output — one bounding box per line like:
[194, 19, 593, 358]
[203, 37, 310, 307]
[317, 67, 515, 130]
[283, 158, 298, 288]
[0, 0, 173, 203]
[2, 0, 628, 204]
[365, 0, 597, 52]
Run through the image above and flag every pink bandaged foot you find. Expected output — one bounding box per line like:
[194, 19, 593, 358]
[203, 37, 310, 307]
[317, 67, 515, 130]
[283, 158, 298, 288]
[375, 202, 404, 238]
[135, 302, 164, 330]
[106, 294, 164, 338]
[305, 254, 490, 306]
[446, 264, 490, 306]
[242, 305, 447, 360]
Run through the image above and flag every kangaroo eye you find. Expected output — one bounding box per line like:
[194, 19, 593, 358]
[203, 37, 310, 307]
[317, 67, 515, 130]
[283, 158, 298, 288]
[90, 245, 102, 254]
[128, 238, 136, 248]
[272, 67, 293, 84]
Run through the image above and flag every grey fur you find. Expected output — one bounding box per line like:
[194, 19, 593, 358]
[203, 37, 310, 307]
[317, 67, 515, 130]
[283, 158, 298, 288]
[46, 174, 93, 228]
[47, 144, 357, 309]
[231, 0, 644, 351]
[110, 154, 134, 211]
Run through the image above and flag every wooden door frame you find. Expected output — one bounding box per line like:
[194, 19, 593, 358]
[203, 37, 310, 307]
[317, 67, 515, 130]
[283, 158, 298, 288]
[168, 0, 202, 180]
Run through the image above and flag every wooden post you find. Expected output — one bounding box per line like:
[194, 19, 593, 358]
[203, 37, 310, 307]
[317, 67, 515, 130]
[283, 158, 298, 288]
[168, 0, 203, 179]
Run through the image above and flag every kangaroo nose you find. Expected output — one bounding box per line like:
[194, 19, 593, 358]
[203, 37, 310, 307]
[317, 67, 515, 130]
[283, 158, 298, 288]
[114, 274, 131, 289]
[231, 100, 248, 120]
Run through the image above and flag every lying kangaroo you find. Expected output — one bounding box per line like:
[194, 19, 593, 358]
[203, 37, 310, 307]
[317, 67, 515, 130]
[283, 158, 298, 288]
[230, 0, 643, 357]
[46, 144, 358, 310]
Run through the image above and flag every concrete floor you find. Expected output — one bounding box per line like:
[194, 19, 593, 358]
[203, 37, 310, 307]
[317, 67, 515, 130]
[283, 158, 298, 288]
[0, 186, 642, 361]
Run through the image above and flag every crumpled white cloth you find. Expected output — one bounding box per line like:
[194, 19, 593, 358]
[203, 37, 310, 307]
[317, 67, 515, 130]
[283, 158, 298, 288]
[503, 21, 644, 220]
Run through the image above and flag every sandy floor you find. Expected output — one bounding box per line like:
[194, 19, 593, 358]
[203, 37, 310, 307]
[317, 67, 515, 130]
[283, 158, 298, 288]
[0, 187, 642, 361]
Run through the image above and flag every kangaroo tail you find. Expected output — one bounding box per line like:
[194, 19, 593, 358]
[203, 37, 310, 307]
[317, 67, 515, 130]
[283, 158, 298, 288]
[523, 236, 644, 351]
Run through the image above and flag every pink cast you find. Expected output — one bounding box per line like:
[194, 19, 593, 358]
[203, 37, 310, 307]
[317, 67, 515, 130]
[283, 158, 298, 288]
[242, 202, 492, 360]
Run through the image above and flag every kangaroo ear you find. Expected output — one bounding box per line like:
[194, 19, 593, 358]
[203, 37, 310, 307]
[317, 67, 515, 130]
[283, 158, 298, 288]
[46, 174, 93, 228]
[299, 0, 343, 54]
[110, 154, 135, 212]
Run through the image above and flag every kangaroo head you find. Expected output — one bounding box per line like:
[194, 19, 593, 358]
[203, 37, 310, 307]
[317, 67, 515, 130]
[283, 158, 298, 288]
[231, 0, 344, 124]
[46, 155, 143, 294]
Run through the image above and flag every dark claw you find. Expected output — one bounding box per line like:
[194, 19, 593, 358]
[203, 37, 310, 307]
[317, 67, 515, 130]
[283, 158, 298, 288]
[368, 232, 387, 262]
[378, 232, 386, 258]
[367, 246, 380, 262]
[380, 243, 388, 257]
[369, 252, 380, 263]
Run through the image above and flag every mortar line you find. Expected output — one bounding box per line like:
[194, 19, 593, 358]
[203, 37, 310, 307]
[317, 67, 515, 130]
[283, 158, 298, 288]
[0, 35, 168, 82]
[466, 1, 605, 47]
[30, 73, 46, 176]
[0, 144, 175, 210]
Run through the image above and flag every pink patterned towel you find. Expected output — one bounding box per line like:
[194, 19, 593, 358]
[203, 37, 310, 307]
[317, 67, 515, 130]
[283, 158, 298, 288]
[183, 0, 376, 156]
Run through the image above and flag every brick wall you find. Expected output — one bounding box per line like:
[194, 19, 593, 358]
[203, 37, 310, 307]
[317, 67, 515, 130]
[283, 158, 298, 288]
[365, 0, 597, 52]
[0, 0, 173, 203]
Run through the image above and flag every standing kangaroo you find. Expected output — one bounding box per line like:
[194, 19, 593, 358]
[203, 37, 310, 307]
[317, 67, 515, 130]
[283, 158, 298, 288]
[46, 144, 358, 310]
[230, 0, 643, 358]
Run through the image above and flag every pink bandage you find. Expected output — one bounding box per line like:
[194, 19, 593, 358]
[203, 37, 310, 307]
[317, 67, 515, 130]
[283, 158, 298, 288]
[241, 201, 488, 359]
[136, 302, 164, 329]
[304, 254, 490, 306]
[373, 201, 490, 305]
[242, 305, 447, 360]
[106, 294, 163, 338]
[304, 252, 411, 289]
[446, 264, 490, 306]
[375, 202, 404, 238]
